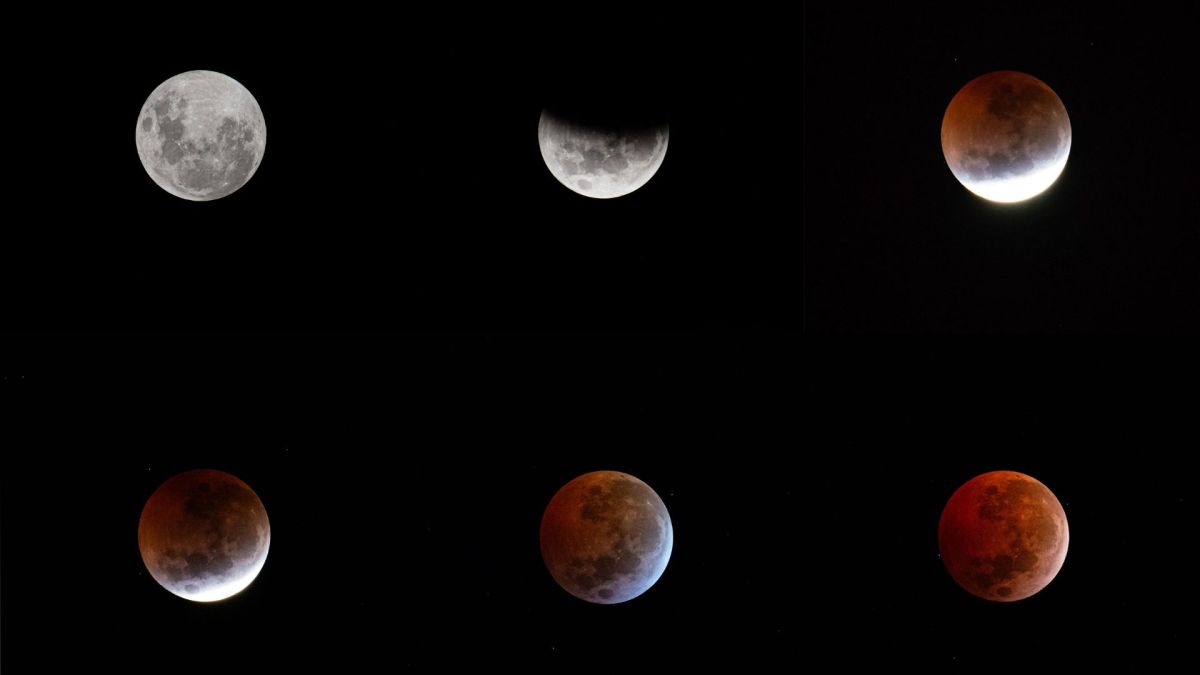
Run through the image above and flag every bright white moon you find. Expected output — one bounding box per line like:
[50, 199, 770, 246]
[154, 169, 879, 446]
[136, 70, 266, 201]
[941, 71, 1071, 203]
[538, 110, 668, 199]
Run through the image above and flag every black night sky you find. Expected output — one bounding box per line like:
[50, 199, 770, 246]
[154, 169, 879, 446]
[806, 4, 1199, 332]
[5, 9, 776, 331]
[809, 349, 1193, 668]
[802, 14, 1192, 664]
[2, 335, 794, 670]
[3, 5, 1198, 673]
[4, 338, 1195, 670]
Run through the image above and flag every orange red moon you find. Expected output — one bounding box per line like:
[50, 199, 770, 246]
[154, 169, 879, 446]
[938, 470, 1068, 601]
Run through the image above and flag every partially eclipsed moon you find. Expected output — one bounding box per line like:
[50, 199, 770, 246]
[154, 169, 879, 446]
[135, 70, 266, 201]
[941, 71, 1071, 203]
[138, 469, 270, 602]
[538, 111, 668, 199]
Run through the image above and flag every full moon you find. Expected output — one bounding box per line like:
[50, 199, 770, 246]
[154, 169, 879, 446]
[941, 71, 1071, 203]
[938, 470, 1068, 601]
[138, 469, 270, 602]
[540, 471, 673, 604]
[538, 110, 668, 199]
[135, 70, 266, 201]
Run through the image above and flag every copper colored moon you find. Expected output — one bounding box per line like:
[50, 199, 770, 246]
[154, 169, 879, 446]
[941, 71, 1071, 203]
[540, 471, 673, 604]
[138, 469, 270, 602]
[938, 470, 1068, 601]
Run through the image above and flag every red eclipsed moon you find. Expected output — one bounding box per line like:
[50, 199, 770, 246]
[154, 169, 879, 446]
[941, 71, 1071, 203]
[540, 471, 673, 604]
[138, 469, 270, 602]
[938, 470, 1068, 601]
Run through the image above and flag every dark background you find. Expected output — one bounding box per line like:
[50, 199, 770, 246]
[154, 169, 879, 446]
[1, 335, 794, 670]
[802, 6, 1195, 658]
[5, 4, 1197, 670]
[4, 338, 1194, 669]
[808, 349, 1193, 667]
[5, 9, 778, 330]
[805, 4, 1200, 332]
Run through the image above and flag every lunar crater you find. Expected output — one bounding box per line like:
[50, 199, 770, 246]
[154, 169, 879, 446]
[939, 471, 1068, 601]
[136, 71, 265, 201]
[942, 71, 1070, 202]
[139, 469, 270, 602]
[541, 471, 672, 603]
[538, 110, 668, 199]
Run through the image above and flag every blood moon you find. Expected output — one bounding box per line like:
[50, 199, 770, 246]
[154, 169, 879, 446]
[941, 71, 1071, 203]
[939, 470, 1068, 601]
[138, 469, 270, 602]
[540, 471, 673, 604]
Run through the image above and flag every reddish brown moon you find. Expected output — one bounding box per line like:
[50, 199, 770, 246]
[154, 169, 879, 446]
[540, 471, 673, 604]
[941, 71, 1071, 202]
[138, 469, 270, 602]
[938, 470, 1068, 601]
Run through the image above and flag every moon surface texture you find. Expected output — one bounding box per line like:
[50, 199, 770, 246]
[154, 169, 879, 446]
[138, 469, 270, 602]
[941, 71, 1070, 203]
[540, 471, 673, 604]
[538, 110, 668, 199]
[136, 70, 266, 201]
[939, 470, 1068, 602]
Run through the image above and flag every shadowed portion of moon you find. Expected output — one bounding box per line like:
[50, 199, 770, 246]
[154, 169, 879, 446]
[138, 469, 270, 602]
[939, 470, 1068, 602]
[135, 70, 266, 201]
[941, 71, 1070, 203]
[538, 110, 668, 199]
[540, 471, 673, 604]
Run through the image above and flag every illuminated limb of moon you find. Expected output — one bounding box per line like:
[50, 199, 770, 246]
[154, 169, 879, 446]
[138, 469, 270, 602]
[941, 71, 1071, 203]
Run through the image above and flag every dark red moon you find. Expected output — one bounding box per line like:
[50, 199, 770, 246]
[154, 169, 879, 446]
[938, 470, 1068, 601]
